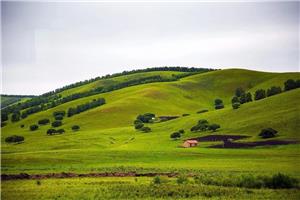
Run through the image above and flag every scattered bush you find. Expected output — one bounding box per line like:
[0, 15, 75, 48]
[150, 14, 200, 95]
[29, 124, 39, 131]
[232, 102, 240, 109]
[214, 99, 224, 110]
[235, 87, 245, 97]
[47, 129, 57, 135]
[51, 120, 62, 127]
[38, 118, 50, 125]
[5, 135, 24, 143]
[36, 180, 41, 186]
[208, 124, 220, 132]
[265, 173, 299, 189]
[196, 109, 208, 114]
[191, 119, 209, 132]
[141, 127, 151, 133]
[245, 92, 252, 102]
[179, 129, 185, 134]
[53, 111, 66, 117]
[259, 128, 278, 138]
[137, 113, 155, 123]
[182, 114, 190, 117]
[56, 129, 65, 134]
[254, 89, 266, 100]
[134, 119, 143, 125]
[170, 132, 181, 139]
[135, 123, 144, 130]
[54, 115, 64, 120]
[231, 96, 239, 104]
[267, 86, 282, 97]
[71, 125, 80, 131]
[11, 112, 20, 122]
[284, 79, 298, 91]
[20, 124, 25, 128]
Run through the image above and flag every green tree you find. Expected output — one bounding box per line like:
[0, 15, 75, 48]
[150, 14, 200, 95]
[5, 135, 24, 143]
[231, 96, 239, 104]
[284, 79, 297, 91]
[208, 124, 221, 132]
[170, 132, 181, 139]
[52, 120, 62, 127]
[235, 87, 245, 97]
[267, 86, 282, 97]
[29, 124, 39, 131]
[245, 92, 252, 102]
[11, 112, 20, 122]
[71, 125, 80, 131]
[141, 126, 151, 133]
[214, 99, 224, 110]
[232, 102, 240, 109]
[254, 89, 266, 100]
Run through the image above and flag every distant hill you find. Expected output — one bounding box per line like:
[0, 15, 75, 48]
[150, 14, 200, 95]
[1, 94, 35, 108]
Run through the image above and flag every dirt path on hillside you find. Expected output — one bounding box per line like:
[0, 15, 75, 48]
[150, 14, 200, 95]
[1, 172, 180, 181]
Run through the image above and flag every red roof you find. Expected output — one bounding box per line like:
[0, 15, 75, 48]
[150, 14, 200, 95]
[185, 140, 198, 144]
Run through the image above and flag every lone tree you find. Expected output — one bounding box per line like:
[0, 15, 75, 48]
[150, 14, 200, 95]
[5, 135, 24, 143]
[38, 118, 50, 125]
[232, 102, 240, 109]
[170, 132, 181, 139]
[254, 89, 266, 100]
[52, 120, 62, 127]
[71, 125, 80, 131]
[208, 124, 221, 132]
[214, 99, 224, 110]
[29, 124, 39, 131]
[259, 128, 278, 138]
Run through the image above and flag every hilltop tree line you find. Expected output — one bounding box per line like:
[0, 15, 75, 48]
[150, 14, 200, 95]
[41, 66, 215, 97]
[1, 67, 212, 123]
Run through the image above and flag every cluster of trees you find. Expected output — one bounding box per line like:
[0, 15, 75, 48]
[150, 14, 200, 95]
[5, 135, 24, 143]
[170, 129, 185, 139]
[67, 98, 106, 117]
[231, 88, 252, 109]
[134, 113, 154, 132]
[214, 99, 224, 110]
[191, 119, 221, 132]
[41, 66, 215, 97]
[46, 128, 65, 135]
[284, 79, 300, 91]
[259, 128, 278, 139]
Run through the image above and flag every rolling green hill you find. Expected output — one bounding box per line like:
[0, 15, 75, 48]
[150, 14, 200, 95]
[1, 68, 299, 176]
[1, 95, 35, 108]
[2, 68, 300, 200]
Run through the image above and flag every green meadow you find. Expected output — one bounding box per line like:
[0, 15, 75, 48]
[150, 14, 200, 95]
[1, 68, 300, 199]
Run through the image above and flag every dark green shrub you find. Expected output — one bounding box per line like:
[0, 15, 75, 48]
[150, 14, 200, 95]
[38, 118, 50, 125]
[284, 79, 297, 91]
[245, 92, 252, 102]
[54, 115, 64, 120]
[254, 89, 266, 100]
[208, 124, 220, 132]
[134, 119, 142, 125]
[53, 111, 66, 117]
[182, 114, 190, 117]
[267, 86, 282, 97]
[137, 113, 155, 123]
[56, 129, 65, 134]
[135, 123, 144, 129]
[179, 129, 185, 134]
[197, 109, 208, 114]
[259, 128, 278, 138]
[170, 132, 181, 139]
[265, 173, 299, 189]
[141, 127, 151, 133]
[47, 129, 56, 135]
[5, 135, 24, 143]
[20, 124, 25, 128]
[72, 125, 80, 131]
[191, 119, 209, 132]
[11, 112, 20, 122]
[52, 120, 62, 127]
[214, 99, 224, 110]
[231, 96, 239, 104]
[1, 122, 7, 127]
[232, 102, 240, 109]
[238, 175, 264, 189]
[29, 124, 39, 131]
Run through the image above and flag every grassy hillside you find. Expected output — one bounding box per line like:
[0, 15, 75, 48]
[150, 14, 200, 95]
[1, 68, 299, 176]
[1, 95, 35, 108]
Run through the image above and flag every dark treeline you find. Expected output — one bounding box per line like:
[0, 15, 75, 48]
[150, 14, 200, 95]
[1, 67, 214, 122]
[41, 66, 215, 97]
[67, 98, 106, 117]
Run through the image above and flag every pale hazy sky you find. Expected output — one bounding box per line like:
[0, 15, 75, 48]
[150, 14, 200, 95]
[1, 1, 299, 95]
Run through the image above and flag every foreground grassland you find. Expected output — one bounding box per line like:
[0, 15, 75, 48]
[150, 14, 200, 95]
[2, 177, 300, 200]
[1, 69, 300, 199]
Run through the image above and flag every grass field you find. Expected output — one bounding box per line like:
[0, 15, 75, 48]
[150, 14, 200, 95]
[1, 68, 300, 199]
